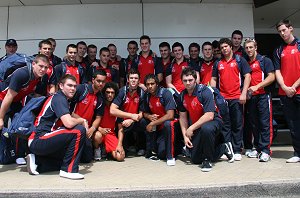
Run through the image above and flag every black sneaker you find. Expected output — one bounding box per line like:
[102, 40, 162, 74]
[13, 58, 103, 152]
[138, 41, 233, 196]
[148, 155, 160, 162]
[224, 142, 234, 163]
[201, 159, 212, 172]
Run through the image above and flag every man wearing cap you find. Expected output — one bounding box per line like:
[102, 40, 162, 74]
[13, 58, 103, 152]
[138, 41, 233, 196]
[0, 39, 18, 61]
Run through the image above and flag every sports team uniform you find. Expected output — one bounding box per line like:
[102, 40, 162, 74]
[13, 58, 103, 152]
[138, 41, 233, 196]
[157, 57, 172, 88]
[212, 54, 251, 153]
[99, 105, 119, 153]
[178, 84, 222, 163]
[199, 59, 215, 86]
[28, 90, 86, 173]
[273, 38, 300, 157]
[72, 84, 104, 126]
[55, 60, 86, 84]
[142, 87, 177, 160]
[0, 66, 42, 159]
[245, 54, 274, 155]
[87, 63, 118, 83]
[112, 86, 146, 151]
[133, 51, 163, 84]
[165, 58, 191, 93]
[71, 83, 104, 162]
[119, 55, 138, 86]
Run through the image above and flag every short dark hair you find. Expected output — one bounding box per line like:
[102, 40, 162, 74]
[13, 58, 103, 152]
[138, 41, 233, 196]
[140, 35, 151, 44]
[87, 44, 97, 51]
[76, 41, 87, 48]
[127, 68, 140, 78]
[66, 44, 77, 53]
[188, 42, 200, 52]
[107, 43, 116, 48]
[144, 74, 159, 85]
[92, 70, 107, 79]
[172, 42, 184, 51]
[99, 47, 110, 55]
[103, 82, 119, 99]
[33, 54, 50, 64]
[219, 38, 233, 48]
[181, 67, 197, 80]
[231, 30, 243, 39]
[276, 19, 293, 29]
[59, 74, 77, 85]
[47, 38, 56, 43]
[201, 42, 212, 50]
[159, 42, 170, 49]
[38, 39, 52, 48]
[212, 40, 220, 49]
[128, 40, 138, 48]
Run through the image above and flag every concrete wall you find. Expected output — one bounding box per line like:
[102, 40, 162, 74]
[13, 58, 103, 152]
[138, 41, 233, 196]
[0, 3, 254, 58]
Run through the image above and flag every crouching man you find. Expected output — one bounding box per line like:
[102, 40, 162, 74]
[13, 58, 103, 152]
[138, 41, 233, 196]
[93, 82, 125, 161]
[27, 74, 88, 180]
[142, 74, 178, 166]
[178, 67, 233, 172]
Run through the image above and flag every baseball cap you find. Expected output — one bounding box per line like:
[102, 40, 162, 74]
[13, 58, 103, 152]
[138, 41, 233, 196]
[5, 39, 17, 46]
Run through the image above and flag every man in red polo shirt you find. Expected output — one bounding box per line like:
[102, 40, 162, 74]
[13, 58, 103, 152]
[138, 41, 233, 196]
[274, 19, 300, 163]
[199, 42, 215, 86]
[179, 67, 233, 172]
[110, 68, 146, 156]
[93, 82, 125, 161]
[71, 70, 106, 162]
[211, 38, 251, 161]
[143, 74, 177, 166]
[135, 35, 163, 91]
[87, 47, 118, 84]
[55, 44, 86, 84]
[244, 39, 275, 162]
[166, 42, 199, 93]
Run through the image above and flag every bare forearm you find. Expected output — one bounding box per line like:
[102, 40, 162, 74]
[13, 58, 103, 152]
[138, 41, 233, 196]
[210, 77, 217, 87]
[275, 70, 286, 88]
[179, 117, 188, 137]
[111, 107, 135, 119]
[241, 74, 251, 95]
[256, 73, 275, 89]
[292, 77, 300, 89]
[188, 112, 214, 131]
[151, 112, 174, 126]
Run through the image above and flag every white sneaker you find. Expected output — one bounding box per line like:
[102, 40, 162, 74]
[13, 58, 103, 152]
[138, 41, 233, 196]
[259, 152, 271, 162]
[167, 158, 176, 166]
[26, 154, 39, 175]
[286, 156, 300, 163]
[244, 149, 252, 156]
[137, 149, 145, 156]
[16, 157, 26, 165]
[94, 148, 101, 161]
[247, 150, 258, 158]
[59, 170, 84, 180]
[234, 154, 242, 161]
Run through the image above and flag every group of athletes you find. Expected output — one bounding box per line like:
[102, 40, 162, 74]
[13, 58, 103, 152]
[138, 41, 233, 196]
[0, 19, 299, 179]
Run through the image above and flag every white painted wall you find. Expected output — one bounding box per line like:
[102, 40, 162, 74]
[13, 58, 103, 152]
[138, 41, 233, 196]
[0, 3, 254, 58]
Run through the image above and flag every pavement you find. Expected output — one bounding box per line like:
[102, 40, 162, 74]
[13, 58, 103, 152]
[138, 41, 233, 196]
[1, 142, 300, 197]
